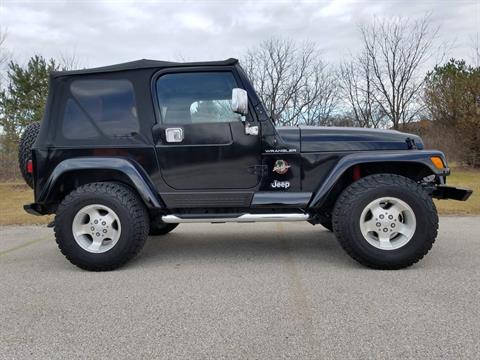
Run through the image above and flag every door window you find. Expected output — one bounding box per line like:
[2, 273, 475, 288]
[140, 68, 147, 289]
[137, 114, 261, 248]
[155, 72, 243, 124]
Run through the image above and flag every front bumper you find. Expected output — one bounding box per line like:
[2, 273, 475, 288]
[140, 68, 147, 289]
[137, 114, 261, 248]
[432, 186, 473, 201]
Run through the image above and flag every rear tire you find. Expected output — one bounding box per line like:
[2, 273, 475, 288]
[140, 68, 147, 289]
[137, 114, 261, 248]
[332, 174, 438, 269]
[18, 122, 41, 188]
[54, 182, 149, 271]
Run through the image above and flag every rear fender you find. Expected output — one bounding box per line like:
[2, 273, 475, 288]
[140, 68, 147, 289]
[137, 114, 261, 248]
[37, 157, 163, 209]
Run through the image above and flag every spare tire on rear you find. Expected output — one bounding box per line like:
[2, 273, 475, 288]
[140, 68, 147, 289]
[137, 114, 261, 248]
[18, 122, 41, 188]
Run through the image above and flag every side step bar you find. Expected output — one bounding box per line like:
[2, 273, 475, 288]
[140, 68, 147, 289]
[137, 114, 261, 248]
[161, 213, 310, 224]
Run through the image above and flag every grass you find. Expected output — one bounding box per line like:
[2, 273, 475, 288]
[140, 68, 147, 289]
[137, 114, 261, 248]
[0, 183, 53, 226]
[434, 167, 480, 215]
[0, 168, 478, 226]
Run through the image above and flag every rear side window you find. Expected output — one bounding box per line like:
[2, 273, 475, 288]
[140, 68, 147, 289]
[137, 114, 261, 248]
[155, 72, 243, 124]
[62, 79, 139, 140]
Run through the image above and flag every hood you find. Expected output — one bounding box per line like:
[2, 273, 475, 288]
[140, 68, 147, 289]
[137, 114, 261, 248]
[276, 126, 424, 152]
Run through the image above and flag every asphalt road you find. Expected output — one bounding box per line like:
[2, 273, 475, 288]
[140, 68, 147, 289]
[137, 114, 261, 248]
[1, 217, 479, 359]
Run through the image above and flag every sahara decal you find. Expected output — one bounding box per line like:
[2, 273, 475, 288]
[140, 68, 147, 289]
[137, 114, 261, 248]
[272, 159, 291, 175]
[270, 180, 290, 189]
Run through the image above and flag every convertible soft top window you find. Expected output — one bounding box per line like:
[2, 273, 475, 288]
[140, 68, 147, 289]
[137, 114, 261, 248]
[62, 79, 139, 140]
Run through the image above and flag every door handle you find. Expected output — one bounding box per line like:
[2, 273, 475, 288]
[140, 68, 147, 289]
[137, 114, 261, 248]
[165, 128, 184, 143]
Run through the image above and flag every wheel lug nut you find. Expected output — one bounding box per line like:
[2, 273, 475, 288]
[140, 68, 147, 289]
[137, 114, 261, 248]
[388, 215, 393, 220]
[94, 220, 98, 224]
[376, 222, 381, 227]
[103, 229, 107, 233]
[96, 232, 100, 236]
[91, 226, 95, 231]
[379, 215, 384, 219]
[102, 221, 106, 225]
[383, 228, 388, 232]
[391, 223, 395, 228]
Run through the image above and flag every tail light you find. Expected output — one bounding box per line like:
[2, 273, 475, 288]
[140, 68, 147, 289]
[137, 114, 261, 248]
[26, 159, 33, 174]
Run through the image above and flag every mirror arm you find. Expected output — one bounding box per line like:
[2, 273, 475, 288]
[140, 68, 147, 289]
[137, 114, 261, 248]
[253, 103, 269, 122]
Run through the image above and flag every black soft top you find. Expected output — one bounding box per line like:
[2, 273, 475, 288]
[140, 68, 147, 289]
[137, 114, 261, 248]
[52, 58, 239, 78]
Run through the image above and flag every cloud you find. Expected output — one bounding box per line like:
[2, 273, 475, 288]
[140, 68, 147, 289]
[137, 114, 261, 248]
[0, 0, 477, 69]
[173, 12, 220, 33]
[316, 0, 355, 18]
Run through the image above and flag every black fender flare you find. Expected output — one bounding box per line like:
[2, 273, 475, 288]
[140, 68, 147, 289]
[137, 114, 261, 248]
[307, 150, 449, 209]
[37, 157, 163, 209]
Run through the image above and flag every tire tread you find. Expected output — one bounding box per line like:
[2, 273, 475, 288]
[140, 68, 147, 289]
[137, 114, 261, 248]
[18, 122, 41, 188]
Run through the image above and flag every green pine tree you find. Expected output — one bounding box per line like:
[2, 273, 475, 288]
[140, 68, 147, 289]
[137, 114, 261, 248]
[425, 59, 480, 167]
[0, 55, 59, 154]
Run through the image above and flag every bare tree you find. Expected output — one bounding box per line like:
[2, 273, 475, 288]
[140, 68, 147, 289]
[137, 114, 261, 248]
[58, 49, 82, 70]
[471, 33, 480, 68]
[242, 38, 338, 126]
[339, 52, 387, 128]
[358, 16, 438, 129]
[0, 28, 9, 86]
[0, 29, 7, 61]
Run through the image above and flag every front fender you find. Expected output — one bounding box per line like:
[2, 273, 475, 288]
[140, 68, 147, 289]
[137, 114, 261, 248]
[37, 157, 163, 209]
[308, 150, 449, 209]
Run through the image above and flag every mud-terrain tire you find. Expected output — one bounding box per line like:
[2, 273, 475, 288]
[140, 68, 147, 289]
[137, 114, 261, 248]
[149, 216, 178, 236]
[18, 122, 41, 188]
[332, 174, 438, 269]
[54, 182, 149, 271]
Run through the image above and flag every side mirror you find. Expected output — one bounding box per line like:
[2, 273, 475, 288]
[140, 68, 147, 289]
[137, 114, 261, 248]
[231, 88, 248, 115]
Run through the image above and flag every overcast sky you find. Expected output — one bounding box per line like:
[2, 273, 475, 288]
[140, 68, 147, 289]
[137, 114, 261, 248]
[0, 0, 478, 69]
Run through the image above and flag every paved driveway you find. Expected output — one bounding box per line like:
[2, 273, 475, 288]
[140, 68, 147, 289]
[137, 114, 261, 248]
[1, 217, 479, 359]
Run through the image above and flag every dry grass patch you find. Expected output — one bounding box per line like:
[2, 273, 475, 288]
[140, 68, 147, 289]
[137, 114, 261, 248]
[0, 183, 52, 226]
[434, 167, 480, 215]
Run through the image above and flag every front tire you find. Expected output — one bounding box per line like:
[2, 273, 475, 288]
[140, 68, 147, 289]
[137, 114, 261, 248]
[332, 174, 438, 269]
[54, 182, 149, 271]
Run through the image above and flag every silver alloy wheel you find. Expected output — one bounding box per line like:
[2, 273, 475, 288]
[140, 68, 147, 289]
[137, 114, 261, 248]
[72, 204, 121, 254]
[359, 197, 416, 250]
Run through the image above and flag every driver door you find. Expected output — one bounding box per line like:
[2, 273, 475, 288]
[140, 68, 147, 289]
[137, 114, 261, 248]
[152, 70, 262, 201]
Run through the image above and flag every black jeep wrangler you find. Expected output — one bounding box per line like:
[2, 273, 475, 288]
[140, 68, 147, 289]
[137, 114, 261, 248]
[20, 58, 471, 271]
